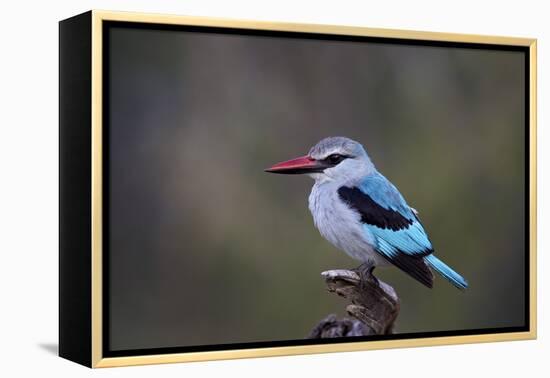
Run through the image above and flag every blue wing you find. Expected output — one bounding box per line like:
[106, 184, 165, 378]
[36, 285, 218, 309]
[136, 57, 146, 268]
[338, 172, 434, 287]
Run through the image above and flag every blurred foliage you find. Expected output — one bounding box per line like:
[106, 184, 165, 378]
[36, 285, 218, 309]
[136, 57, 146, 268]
[107, 27, 525, 350]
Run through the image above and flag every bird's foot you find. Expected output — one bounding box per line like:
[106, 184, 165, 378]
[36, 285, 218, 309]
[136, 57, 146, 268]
[353, 262, 379, 291]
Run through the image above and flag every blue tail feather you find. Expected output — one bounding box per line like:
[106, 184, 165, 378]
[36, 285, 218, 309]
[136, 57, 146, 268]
[425, 255, 468, 290]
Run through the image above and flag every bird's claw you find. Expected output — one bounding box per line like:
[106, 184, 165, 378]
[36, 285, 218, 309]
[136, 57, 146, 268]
[353, 262, 379, 290]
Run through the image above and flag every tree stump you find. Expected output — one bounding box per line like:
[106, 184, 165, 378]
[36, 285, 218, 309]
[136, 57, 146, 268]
[308, 269, 400, 338]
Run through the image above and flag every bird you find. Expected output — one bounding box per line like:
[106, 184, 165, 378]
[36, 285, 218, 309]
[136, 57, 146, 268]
[265, 136, 468, 290]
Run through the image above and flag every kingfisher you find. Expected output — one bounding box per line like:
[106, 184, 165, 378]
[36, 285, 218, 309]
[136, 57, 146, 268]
[265, 136, 467, 290]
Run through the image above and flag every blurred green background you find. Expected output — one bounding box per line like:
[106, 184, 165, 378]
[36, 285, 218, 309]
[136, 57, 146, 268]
[107, 25, 526, 351]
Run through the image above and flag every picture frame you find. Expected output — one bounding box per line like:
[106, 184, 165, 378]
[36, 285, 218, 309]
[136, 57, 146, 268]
[59, 10, 537, 368]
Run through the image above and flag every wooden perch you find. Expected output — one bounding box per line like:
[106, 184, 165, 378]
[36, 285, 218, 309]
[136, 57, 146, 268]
[308, 269, 400, 338]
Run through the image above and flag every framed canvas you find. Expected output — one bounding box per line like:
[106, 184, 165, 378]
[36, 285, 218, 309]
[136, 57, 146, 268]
[59, 10, 537, 368]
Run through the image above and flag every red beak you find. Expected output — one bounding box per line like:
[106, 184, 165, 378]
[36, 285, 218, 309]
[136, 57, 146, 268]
[265, 155, 328, 175]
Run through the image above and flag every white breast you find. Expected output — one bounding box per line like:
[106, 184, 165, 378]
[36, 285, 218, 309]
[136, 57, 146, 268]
[308, 182, 388, 266]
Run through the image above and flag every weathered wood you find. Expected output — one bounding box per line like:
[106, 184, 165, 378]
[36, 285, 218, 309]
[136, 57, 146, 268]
[308, 269, 400, 338]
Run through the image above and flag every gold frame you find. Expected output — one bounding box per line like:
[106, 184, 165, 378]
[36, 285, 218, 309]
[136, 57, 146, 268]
[89, 9, 537, 368]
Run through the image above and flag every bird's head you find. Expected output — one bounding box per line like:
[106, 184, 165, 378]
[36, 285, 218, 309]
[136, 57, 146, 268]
[265, 136, 375, 184]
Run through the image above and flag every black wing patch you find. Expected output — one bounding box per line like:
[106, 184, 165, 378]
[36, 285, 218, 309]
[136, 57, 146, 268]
[338, 186, 413, 231]
[383, 252, 434, 288]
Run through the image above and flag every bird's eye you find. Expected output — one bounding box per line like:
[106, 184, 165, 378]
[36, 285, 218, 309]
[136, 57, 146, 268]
[326, 154, 346, 165]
